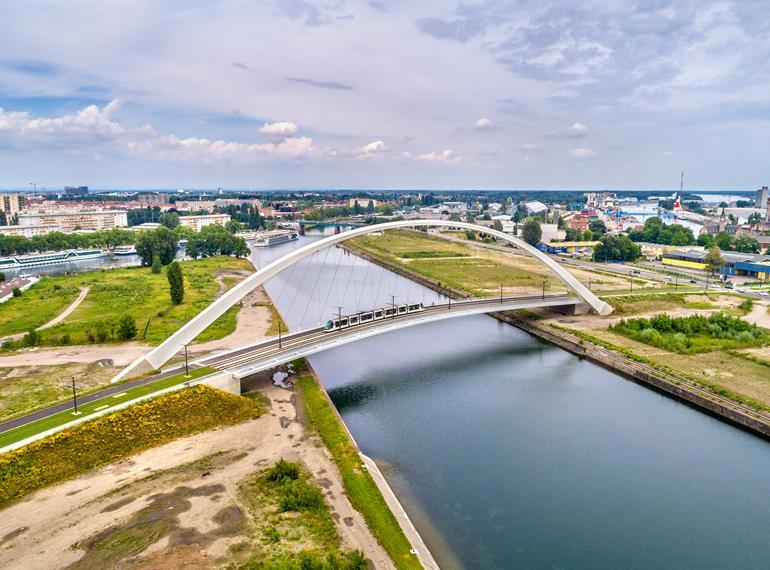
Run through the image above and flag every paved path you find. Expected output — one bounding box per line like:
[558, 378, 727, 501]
[0, 286, 90, 342]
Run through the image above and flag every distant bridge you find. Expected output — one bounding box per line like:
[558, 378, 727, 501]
[114, 220, 612, 382]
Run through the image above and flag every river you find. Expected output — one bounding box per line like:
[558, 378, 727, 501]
[253, 227, 770, 569]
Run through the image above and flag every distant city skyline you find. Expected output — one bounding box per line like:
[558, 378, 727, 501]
[1, 1, 768, 189]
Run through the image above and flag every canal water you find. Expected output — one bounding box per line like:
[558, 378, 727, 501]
[255, 228, 770, 569]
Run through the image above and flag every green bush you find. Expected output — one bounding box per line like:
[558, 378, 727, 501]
[280, 478, 325, 512]
[611, 311, 767, 353]
[11, 287, 21, 297]
[267, 458, 301, 483]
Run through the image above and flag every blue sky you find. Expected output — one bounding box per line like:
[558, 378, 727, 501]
[0, 0, 768, 190]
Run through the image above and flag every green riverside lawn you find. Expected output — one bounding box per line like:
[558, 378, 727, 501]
[0, 256, 253, 346]
[296, 367, 422, 570]
[0, 367, 216, 449]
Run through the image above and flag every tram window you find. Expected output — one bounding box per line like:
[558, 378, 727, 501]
[340, 318, 349, 326]
[350, 316, 359, 325]
[374, 310, 384, 318]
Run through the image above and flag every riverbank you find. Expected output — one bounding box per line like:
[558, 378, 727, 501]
[294, 362, 435, 569]
[341, 239, 770, 441]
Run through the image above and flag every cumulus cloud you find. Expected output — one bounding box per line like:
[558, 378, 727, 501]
[519, 143, 542, 151]
[569, 122, 588, 136]
[569, 147, 596, 159]
[417, 149, 460, 164]
[473, 117, 495, 131]
[0, 100, 319, 162]
[360, 140, 386, 154]
[259, 121, 299, 136]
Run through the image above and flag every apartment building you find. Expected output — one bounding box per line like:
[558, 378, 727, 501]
[0, 224, 56, 237]
[178, 214, 231, 232]
[18, 210, 128, 233]
[0, 194, 25, 217]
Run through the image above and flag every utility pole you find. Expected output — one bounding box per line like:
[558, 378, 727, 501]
[588, 277, 592, 291]
[630, 275, 633, 294]
[390, 295, 396, 318]
[278, 320, 282, 348]
[71, 376, 79, 414]
[675, 275, 678, 290]
[500, 283, 503, 303]
[338, 306, 344, 331]
[184, 344, 190, 378]
[542, 276, 547, 299]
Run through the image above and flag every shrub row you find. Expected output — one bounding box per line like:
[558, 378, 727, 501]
[0, 385, 261, 508]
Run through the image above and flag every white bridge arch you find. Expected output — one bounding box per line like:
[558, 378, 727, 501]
[115, 220, 612, 381]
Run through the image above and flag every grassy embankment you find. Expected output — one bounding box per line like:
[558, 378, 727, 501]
[554, 293, 770, 411]
[70, 457, 367, 569]
[348, 234, 770, 412]
[0, 366, 217, 448]
[350, 229, 560, 297]
[296, 368, 422, 570]
[0, 385, 263, 508]
[0, 256, 253, 347]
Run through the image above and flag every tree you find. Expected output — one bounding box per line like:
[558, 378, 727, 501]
[715, 232, 733, 251]
[159, 211, 180, 229]
[492, 219, 504, 232]
[0, 211, 6, 226]
[593, 235, 641, 262]
[564, 227, 582, 241]
[449, 214, 462, 222]
[748, 212, 763, 225]
[12, 287, 21, 297]
[465, 230, 477, 241]
[117, 314, 137, 340]
[734, 235, 760, 253]
[588, 219, 607, 236]
[0, 271, 4, 282]
[522, 218, 542, 245]
[166, 261, 185, 305]
[151, 254, 162, 274]
[704, 246, 724, 276]
[366, 200, 375, 214]
[135, 227, 178, 266]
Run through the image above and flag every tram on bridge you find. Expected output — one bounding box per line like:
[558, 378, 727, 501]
[324, 302, 425, 331]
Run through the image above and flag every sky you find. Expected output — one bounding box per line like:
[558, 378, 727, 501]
[0, 0, 768, 190]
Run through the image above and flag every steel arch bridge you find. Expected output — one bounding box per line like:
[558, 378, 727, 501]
[114, 220, 612, 382]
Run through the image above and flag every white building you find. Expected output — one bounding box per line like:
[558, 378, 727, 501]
[523, 201, 548, 216]
[0, 224, 56, 237]
[18, 210, 128, 233]
[178, 214, 231, 232]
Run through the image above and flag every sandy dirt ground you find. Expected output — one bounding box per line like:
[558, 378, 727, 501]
[542, 294, 751, 332]
[0, 380, 394, 569]
[743, 301, 770, 329]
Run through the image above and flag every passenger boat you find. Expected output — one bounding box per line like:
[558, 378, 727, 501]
[0, 249, 107, 269]
[253, 229, 299, 247]
[113, 244, 137, 256]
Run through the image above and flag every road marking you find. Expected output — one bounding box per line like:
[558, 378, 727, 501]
[112, 392, 127, 398]
[94, 405, 109, 411]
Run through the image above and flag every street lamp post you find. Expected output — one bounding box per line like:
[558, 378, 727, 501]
[71, 376, 79, 414]
[184, 344, 190, 378]
[542, 276, 547, 299]
[278, 320, 282, 348]
[500, 283, 503, 303]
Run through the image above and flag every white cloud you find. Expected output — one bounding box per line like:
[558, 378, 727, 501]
[360, 140, 386, 154]
[569, 147, 596, 159]
[473, 117, 495, 131]
[569, 122, 588, 136]
[519, 143, 541, 151]
[417, 149, 460, 164]
[259, 121, 299, 136]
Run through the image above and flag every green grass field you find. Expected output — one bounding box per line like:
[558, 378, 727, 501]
[0, 367, 216, 448]
[296, 369, 421, 570]
[0, 256, 253, 347]
[0, 384, 262, 508]
[351, 229, 553, 296]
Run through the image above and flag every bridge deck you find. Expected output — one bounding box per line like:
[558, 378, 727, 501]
[195, 294, 581, 377]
